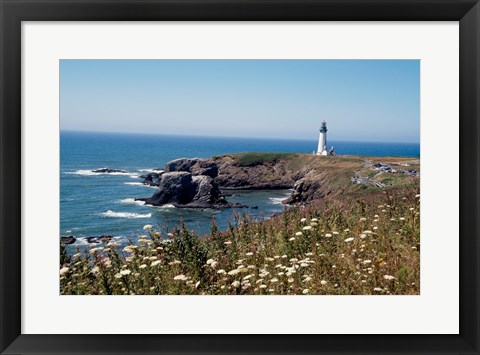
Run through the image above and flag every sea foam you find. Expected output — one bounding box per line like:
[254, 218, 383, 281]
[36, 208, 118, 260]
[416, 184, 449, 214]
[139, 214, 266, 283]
[102, 210, 152, 219]
[65, 169, 138, 177]
[119, 198, 146, 206]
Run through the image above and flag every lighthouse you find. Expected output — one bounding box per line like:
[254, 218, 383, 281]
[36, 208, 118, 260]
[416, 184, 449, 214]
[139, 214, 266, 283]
[317, 120, 328, 156]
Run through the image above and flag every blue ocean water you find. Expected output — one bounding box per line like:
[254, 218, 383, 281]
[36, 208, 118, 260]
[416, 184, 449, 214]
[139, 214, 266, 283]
[60, 131, 419, 242]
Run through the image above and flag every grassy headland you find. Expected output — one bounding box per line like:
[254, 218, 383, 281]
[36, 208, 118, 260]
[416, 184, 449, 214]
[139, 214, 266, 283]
[60, 152, 420, 295]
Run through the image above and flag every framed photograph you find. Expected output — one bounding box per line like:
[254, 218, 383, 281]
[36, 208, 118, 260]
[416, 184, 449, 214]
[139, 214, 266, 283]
[1, 0, 479, 354]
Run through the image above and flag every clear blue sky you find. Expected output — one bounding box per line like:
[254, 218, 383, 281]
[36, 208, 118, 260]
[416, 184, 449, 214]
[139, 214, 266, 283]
[60, 60, 420, 143]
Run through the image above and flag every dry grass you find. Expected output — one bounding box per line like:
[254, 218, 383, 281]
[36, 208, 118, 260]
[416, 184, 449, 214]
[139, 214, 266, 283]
[60, 188, 420, 295]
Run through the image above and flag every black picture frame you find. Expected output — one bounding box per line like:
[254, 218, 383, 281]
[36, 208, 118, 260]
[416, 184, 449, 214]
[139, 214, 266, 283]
[1, 0, 479, 354]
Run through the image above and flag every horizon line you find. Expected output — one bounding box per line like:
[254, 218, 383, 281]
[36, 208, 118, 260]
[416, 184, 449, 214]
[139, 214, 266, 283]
[60, 129, 420, 145]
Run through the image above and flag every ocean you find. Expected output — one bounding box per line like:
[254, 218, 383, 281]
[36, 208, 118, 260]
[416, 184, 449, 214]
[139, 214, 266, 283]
[60, 131, 419, 244]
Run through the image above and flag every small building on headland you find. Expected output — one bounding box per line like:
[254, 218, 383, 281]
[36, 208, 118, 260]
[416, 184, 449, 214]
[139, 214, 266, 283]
[316, 120, 335, 156]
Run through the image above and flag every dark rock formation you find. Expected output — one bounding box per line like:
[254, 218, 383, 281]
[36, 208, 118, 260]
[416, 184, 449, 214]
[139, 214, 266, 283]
[142, 172, 163, 186]
[165, 158, 199, 173]
[165, 158, 219, 178]
[60, 236, 76, 245]
[92, 168, 128, 174]
[86, 234, 113, 244]
[143, 172, 236, 208]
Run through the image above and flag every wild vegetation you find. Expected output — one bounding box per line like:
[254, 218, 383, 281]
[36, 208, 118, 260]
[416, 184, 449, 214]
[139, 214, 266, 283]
[60, 187, 420, 295]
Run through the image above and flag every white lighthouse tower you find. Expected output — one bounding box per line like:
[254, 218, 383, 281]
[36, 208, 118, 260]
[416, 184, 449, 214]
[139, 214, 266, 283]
[317, 120, 328, 156]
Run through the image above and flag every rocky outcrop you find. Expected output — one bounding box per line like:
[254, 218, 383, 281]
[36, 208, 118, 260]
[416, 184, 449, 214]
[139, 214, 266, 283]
[142, 172, 163, 186]
[211, 155, 298, 190]
[166, 158, 219, 178]
[60, 236, 76, 245]
[142, 171, 241, 208]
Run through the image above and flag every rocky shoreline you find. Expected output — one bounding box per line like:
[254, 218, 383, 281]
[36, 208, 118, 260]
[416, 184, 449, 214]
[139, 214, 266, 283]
[61, 153, 420, 244]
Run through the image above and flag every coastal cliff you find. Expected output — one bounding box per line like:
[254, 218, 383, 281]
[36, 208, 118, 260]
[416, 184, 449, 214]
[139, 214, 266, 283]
[139, 153, 420, 208]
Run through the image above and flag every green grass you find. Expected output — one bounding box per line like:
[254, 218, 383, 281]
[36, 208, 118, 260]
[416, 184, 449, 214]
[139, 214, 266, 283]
[60, 188, 420, 295]
[233, 152, 294, 166]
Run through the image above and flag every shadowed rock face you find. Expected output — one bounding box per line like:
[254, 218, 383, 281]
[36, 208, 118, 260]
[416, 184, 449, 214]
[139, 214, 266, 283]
[143, 172, 232, 208]
[166, 158, 219, 178]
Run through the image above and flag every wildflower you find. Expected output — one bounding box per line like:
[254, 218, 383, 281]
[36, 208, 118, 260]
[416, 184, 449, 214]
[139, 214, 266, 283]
[295, 232, 303, 236]
[139, 264, 147, 269]
[231, 280, 240, 288]
[320, 280, 328, 285]
[289, 237, 296, 242]
[259, 284, 267, 289]
[363, 260, 372, 265]
[151, 260, 161, 267]
[206, 259, 215, 265]
[415, 194, 420, 198]
[166, 232, 174, 237]
[302, 226, 312, 231]
[302, 289, 309, 294]
[311, 218, 318, 222]
[288, 278, 294, 283]
[228, 269, 240, 276]
[210, 261, 218, 269]
[359, 217, 367, 222]
[217, 269, 226, 274]
[120, 269, 131, 276]
[243, 274, 253, 280]
[281, 255, 287, 259]
[174, 274, 187, 281]
[363, 230, 373, 234]
[384, 275, 396, 280]
[123, 246, 135, 253]
[300, 263, 309, 268]
[343, 228, 350, 232]
[304, 276, 312, 282]
[399, 217, 405, 221]
[114, 273, 123, 279]
[91, 266, 100, 274]
[246, 252, 254, 256]
[360, 234, 367, 239]
[59, 267, 69, 276]
[168, 260, 181, 265]
[325, 233, 332, 238]
[310, 222, 318, 227]
[300, 218, 307, 222]
[332, 231, 339, 235]
[374, 287, 384, 292]
[143, 224, 153, 230]
[224, 241, 232, 245]
[344, 237, 354, 243]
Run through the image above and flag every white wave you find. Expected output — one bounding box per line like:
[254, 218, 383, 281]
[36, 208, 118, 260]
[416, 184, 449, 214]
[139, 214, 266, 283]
[156, 204, 176, 209]
[102, 210, 152, 219]
[65, 169, 136, 177]
[269, 197, 287, 205]
[138, 168, 164, 173]
[119, 198, 146, 206]
[124, 182, 157, 188]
